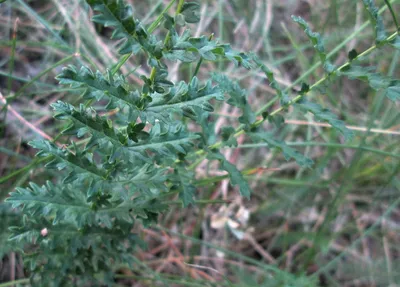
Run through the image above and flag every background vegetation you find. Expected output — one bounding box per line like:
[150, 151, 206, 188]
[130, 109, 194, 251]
[0, 0, 399, 286]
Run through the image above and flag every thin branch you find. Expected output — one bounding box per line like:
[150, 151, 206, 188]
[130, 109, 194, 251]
[0, 91, 54, 141]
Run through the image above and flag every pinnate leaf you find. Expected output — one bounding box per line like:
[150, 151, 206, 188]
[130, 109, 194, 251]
[250, 133, 314, 168]
[291, 15, 335, 73]
[294, 99, 354, 141]
[362, 0, 387, 44]
[208, 152, 251, 198]
[212, 73, 256, 127]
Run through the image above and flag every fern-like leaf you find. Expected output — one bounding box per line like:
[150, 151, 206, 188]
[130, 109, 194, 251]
[8, 216, 144, 286]
[164, 26, 253, 68]
[250, 133, 314, 168]
[208, 152, 251, 198]
[340, 65, 399, 102]
[87, 0, 162, 57]
[253, 55, 290, 105]
[6, 181, 168, 229]
[294, 99, 354, 141]
[52, 101, 199, 164]
[211, 73, 256, 127]
[145, 76, 224, 124]
[362, 0, 387, 44]
[291, 15, 335, 73]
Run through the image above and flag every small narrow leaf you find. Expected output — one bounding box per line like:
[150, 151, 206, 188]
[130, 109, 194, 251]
[252, 55, 290, 105]
[386, 83, 400, 101]
[291, 15, 336, 73]
[180, 2, 201, 24]
[294, 99, 354, 141]
[384, 0, 399, 30]
[250, 133, 314, 168]
[176, 166, 196, 206]
[391, 36, 400, 50]
[300, 83, 310, 95]
[86, 0, 157, 56]
[348, 49, 358, 61]
[221, 126, 238, 147]
[212, 73, 256, 126]
[362, 0, 387, 44]
[340, 65, 398, 101]
[208, 152, 251, 199]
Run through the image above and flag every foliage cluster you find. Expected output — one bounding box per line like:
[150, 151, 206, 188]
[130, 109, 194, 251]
[1, 0, 399, 285]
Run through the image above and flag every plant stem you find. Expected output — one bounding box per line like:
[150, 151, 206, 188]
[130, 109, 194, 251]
[163, 0, 185, 47]
[0, 279, 30, 287]
[0, 156, 50, 185]
[384, 0, 399, 31]
[111, 53, 131, 76]
[165, 199, 230, 205]
[147, 0, 177, 33]
[232, 142, 400, 159]
[253, 0, 396, 116]
[194, 30, 399, 156]
[7, 53, 78, 102]
[149, 0, 185, 84]
[149, 65, 157, 82]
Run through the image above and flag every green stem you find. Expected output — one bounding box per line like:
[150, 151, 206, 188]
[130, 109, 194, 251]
[384, 0, 399, 31]
[8, 54, 78, 101]
[165, 199, 230, 205]
[163, 0, 185, 47]
[149, 66, 157, 82]
[0, 279, 30, 287]
[254, 0, 396, 116]
[0, 156, 49, 185]
[194, 31, 399, 156]
[265, 32, 397, 118]
[232, 142, 400, 159]
[192, 57, 203, 78]
[111, 53, 131, 76]
[115, 274, 215, 287]
[147, 0, 177, 33]
[192, 34, 214, 79]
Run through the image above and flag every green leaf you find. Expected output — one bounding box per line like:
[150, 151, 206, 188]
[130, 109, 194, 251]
[294, 99, 354, 141]
[340, 65, 397, 100]
[6, 215, 144, 286]
[386, 83, 400, 101]
[7, 181, 168, 229]
[29, 139, 107, 178]
[221, 126, 238, 147]
[164, 28, 253, 68]
[291, 15, 336, 73]
[391, 36, 400, 50]
[56, 65, 142, 121]
[0, 203, 22, 257]
[86, 0, 164, 57]
[212, 73, 256, 127]
[53, 101, 200, 165]
[348, 49, 358, 61]
[208, 152, 251, 198]
[362, 0, 387, 44]
[176, 166, 196, 206]
[250, 133, 314, 168]
[180, 2, 201, 23]
[252, 55, 290, 106]
[57, 66, 224, 125]
[299, 82, 310, 95]
[145, 76, 224, 124]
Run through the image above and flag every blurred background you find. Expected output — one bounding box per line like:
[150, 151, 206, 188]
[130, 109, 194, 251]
[0, 0, 399, 286]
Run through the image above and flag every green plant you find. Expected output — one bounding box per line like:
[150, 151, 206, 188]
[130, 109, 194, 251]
[2, 0, 399, 286]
